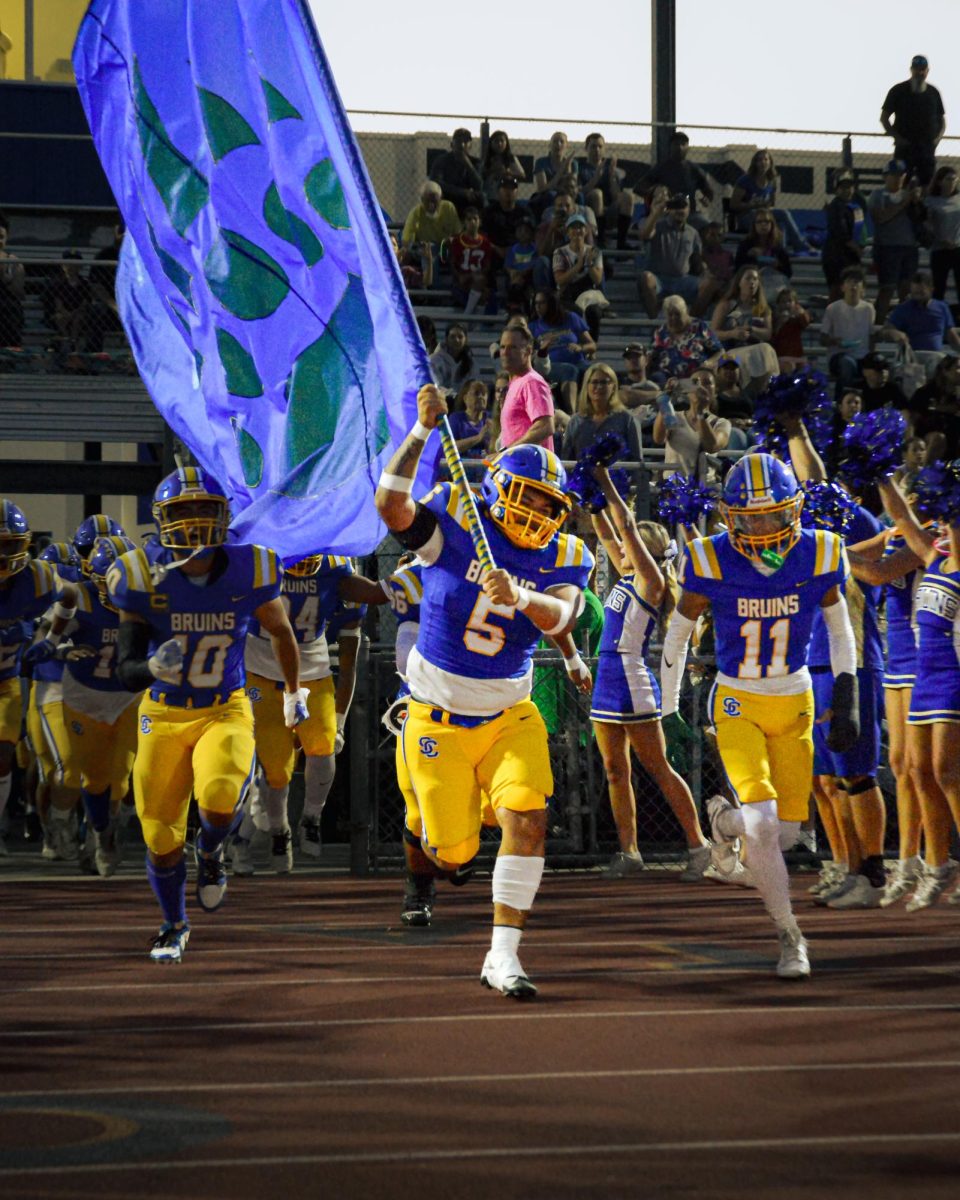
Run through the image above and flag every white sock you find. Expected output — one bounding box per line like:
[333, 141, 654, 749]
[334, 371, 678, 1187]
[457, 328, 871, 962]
[303, 755, 335, 820]
[490, 925, 522, 957]
[237, 807, 257, 841]
[0, 773, 11, 822]
[740, 800, 796, 933]
[465, 289, 483, 314]
[264, 785, 289, 832]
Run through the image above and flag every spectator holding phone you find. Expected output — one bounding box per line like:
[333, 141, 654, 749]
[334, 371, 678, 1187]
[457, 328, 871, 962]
[653, 369, 731, 478]
[637, 193, 710, 318]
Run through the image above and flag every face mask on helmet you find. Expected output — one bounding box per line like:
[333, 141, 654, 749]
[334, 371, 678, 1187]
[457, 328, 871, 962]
[0, 500, 31, 582]
[719, 454, 803, 568]
[480, 447, 571, 550]
[87, 535, 136, 609]
[74, 514, 125, 566]
[286, 554, 323, 577]
[152, 468, 230, 552]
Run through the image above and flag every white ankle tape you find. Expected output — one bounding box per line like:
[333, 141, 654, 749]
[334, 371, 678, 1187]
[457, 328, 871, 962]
[492, 854, 544, 911]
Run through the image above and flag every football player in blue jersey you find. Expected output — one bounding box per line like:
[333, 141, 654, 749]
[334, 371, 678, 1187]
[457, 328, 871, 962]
[58, 534, 140, 877]
[238, 554, 372, 873]
[376, 385, 592, 999]
[28, 542, 84, 860]
[0, 501, 79, 854]
[660, 453, 858, 979]
[109, 467, 306, 964]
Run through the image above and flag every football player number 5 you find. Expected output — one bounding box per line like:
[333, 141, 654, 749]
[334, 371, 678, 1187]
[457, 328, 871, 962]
[738, 618, 790, 679]
[463, 594, 515, 656]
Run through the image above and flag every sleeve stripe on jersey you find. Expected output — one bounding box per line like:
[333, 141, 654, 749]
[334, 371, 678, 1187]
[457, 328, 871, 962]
[76, 585, 92, 614]
[254, 546, 278, 589]
[689, 538, 721, 579]
[31, 559, 50, 598]
[814, 530, 827, 576]
[554, 534, 583, 568]
[125, 548, 151, 592]
[393, 568, 423, 603]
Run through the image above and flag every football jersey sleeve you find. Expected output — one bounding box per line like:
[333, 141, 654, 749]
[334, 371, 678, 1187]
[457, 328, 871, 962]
[247, 545, 284, 609]
[677, 536, 723, 600]
[105, 548, 155, 620]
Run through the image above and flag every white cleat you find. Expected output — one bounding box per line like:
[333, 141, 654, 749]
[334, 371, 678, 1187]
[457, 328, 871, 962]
[480, 951, 538, 1000]
[679, 842, 713, 882]
[826, 874, 884, 909]
[271, 827, 294, 874]
[776, 927, 810, 980]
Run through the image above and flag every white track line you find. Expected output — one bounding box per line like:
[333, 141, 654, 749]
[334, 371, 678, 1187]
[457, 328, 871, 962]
[3, 1058, 960, 1101]
[2, 931, 958, 959]
[2, 1131, 960, 1177]
[0, 1000, 958, 1040]
[3, 959, 958, 999]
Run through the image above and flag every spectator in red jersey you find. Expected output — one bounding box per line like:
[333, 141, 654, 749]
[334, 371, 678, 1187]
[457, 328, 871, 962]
[448, 206, 494, 313]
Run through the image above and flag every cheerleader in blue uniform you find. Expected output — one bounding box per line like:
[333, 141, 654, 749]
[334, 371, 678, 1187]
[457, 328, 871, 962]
[847, 519, 933, 905]
[589, 467, 711, 880]
[879, 475, 960, 909]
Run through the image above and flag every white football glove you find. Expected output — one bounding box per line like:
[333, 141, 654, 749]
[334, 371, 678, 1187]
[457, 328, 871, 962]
[283, 687, 311, 728]
[148, 637, 184, 683]
[334, 712, 347, 754]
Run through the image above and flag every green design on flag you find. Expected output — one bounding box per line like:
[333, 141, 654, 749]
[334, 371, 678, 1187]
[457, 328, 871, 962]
[133, 58, 208, 235]
[261, 78, 302, 124]
[263, 183, 324, 266]
[305, 159, 350, 229]
[203, 229, 290, 319]
[148, 224, 193, 307]
[232, 418, 265, 487]
[216, 328, 263, 397]
[198, 88, 261, 161]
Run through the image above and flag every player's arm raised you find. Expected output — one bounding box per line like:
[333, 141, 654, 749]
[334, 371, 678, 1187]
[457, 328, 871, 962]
[254, 596, 307, 728]
[375, 384, 447, 533]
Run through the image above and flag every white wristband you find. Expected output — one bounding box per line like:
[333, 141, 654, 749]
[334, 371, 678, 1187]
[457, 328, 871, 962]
[411, 420, 432, 442]
[563, 651, 586, 675]
[378, 472, 413, 494]
[336, 711, 347, 733]
[515, 587, 532, 611]
[47, 630, 63, 647]
[52, 602, 76, 621]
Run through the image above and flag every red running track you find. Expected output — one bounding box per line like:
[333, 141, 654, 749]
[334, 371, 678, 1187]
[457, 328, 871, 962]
[0, 866, 958, 1199]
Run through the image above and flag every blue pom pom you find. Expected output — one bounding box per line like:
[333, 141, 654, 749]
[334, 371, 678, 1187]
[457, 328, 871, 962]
[915, 459, 960, 523]
[565, 433, 629, 512]
[840, 409, 906, 492]
[753, 367, 835, 462]
[800, 481, 858, 534]
[657, 474, 717, 526]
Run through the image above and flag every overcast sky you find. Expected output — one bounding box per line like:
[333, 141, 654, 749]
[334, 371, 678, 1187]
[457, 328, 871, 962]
[310, 0, 960, 152]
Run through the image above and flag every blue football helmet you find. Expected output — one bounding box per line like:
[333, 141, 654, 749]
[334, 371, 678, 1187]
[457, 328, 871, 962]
[719, 453, 804, 566]
[74, 513, 126, 563]
[87, 535, 137, 609]
[479, 446, 571, 550]
[0, 500, 30, 581]
[152, 466, 231, 551]
[39, 541, 83, 573]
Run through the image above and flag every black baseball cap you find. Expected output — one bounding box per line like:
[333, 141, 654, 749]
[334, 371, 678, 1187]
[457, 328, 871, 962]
[665, 193, 689, 210]
[861, 351, 889, 370]
[911, 55, 928, 68]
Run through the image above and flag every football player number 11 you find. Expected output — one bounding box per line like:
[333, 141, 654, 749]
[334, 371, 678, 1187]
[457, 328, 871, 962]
[737, 618, 790, 679]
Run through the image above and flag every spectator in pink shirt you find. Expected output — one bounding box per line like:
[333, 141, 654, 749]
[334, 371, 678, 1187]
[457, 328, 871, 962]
[498, 326, 556, 450]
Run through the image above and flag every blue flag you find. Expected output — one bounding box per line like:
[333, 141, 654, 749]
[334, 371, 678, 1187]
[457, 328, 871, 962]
[73, 0, 434, 558]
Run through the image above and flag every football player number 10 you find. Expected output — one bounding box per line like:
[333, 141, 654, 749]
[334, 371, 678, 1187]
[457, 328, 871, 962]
[168, 633, 232, 688]
[737, 618, 790, 679]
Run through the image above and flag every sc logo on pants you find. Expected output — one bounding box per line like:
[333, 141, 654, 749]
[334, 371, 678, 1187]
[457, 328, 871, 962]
[722, 696, 742, 718]
[418, 736, 439, 759]
[140, 715, 153, 735]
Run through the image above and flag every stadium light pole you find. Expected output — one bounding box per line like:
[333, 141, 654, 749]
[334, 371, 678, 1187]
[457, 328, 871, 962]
[651, 0, 676, 166]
